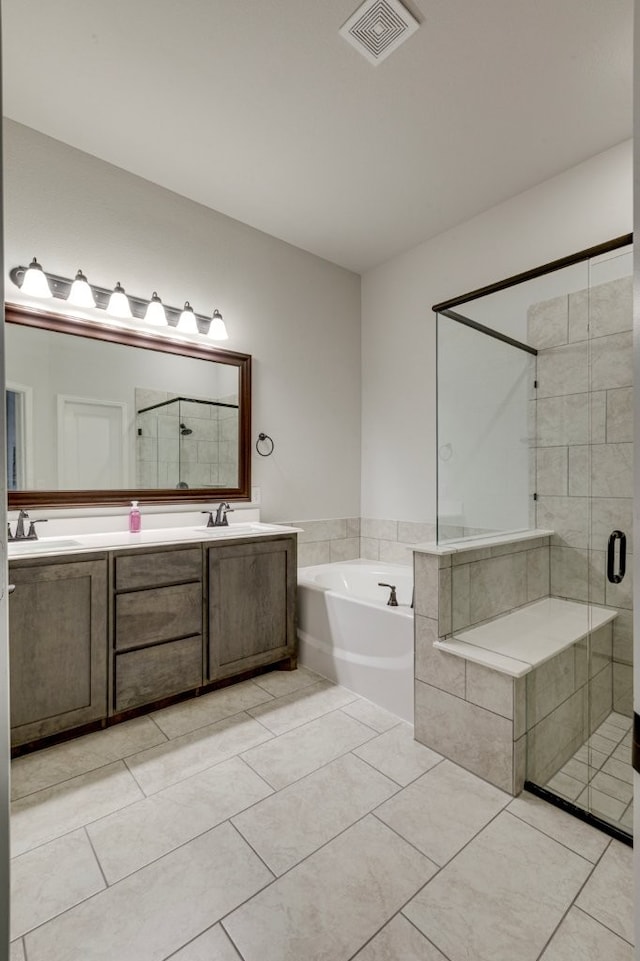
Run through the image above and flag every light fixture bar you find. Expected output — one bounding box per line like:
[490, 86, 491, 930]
[9, 264, 226, 338]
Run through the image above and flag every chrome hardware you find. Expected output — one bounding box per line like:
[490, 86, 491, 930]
[378, 582, 398, 607]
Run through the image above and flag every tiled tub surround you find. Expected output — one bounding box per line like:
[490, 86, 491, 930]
[284, 517, 436, 568]
[9, 666, 634, 961]
[528, 274, 633, 716]
[413, 534, 618, 796]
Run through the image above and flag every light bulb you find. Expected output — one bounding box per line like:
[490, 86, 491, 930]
[144, 291, 167, 326]
[208, 309, 228, 340]
[107, 282, 132, 318]
[177, 301, 198, 334]
[21, 257, 51, 298]
[67, 269, 96, 308]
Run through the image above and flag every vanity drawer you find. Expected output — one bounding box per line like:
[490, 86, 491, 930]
[114, 547, 202, 591]
[114, 634, 203, 712]
[115, 582, 202, 649]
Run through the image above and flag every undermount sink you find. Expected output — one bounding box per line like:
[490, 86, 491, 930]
[193, 523, 275, 537]
[8, 538, 82, 553]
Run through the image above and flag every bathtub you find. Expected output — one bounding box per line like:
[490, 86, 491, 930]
[297, 559, 414, 723]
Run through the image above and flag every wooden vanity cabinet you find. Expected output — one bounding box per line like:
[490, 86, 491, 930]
[111, 546, 204, 714]
[207, 535, 297, 681]
[9, 555, 108, 747]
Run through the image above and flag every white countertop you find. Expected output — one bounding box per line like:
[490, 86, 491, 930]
[7, 522, 301, 560]
[412, 529, 554, 556]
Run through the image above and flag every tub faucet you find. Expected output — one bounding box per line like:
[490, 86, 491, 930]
[378, 582, 398, 607]
[214, 502, 234, 526]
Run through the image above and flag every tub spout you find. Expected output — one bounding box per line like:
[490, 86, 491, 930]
[378, 582, 398, 606]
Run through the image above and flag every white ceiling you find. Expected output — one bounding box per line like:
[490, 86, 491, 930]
[1, 0, 633, 273]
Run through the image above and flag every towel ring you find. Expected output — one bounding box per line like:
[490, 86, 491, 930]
[256, 432, 274, 456]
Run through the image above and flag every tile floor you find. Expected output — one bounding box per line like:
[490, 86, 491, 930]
[545, 711, 633, 832]
[10, 668, 635, 961]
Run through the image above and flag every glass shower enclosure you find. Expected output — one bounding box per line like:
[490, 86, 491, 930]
[435, 237, 633, 840]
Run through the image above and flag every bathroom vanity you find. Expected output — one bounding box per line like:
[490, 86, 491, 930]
[8, 525, 298, 750]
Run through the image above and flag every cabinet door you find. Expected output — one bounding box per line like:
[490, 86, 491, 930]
[208, 537, 296, 680]
[9, 558, 108, 746]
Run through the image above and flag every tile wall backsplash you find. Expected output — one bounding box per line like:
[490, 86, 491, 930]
[285, 518, 436, 569]
[528, 275, 633, 715]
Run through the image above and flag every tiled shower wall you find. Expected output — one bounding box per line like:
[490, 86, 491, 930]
[529, 275, 633, 715]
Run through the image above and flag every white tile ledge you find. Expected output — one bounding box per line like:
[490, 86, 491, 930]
[434, 597, 617, 678]
[413, 529, 554, 556]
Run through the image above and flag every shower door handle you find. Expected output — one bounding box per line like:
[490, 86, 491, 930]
[607, 530, 626, 584]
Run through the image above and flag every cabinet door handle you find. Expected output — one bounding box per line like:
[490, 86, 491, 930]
[607, 530, 626, 584]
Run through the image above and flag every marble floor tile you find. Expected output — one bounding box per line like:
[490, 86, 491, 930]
[10, 715, 166, 800]
[232, 754, 398, 875]
[602, 757, 634, 784]
[354, 723, 443, 786]
[125, 712, 273, 795]
[88, 756, 272, 883]
[590, 770, 633, 804]
[11, 760, 144, 856]
[246, 680, 359, 735]
[11, 829, 105, 939]
[589, 733, 617, 754]
[223, 816, 437, 961]
[540, 906, 633, 960]
[166, 924, 241, 960]
[151, 680, 274, 739]
[608, 712, 632, 731]
[10, 942, 25, 961]
[252, 665, 321, 698]
[546, 770, 584, 801]
[24, 822, 273, 961]
[404, 812, 592, 961]
[593, 721, 626, 744]
[351, 914, 447, 961]
[341, 697, 404, 733]
[560, 758, 590, 784]
[507, 791, 609, 863]
[375, 760, 509, 866]
[621, 803, 633, 831]
[576, 786, 626, 822]
[573, 744, 607, 769]
[241, 708, 375, 790]
[576, 840, 634, 944]
[613, 741, 632, 762]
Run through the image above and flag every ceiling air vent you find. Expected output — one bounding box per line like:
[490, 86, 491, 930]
[339, 0, 419, 65]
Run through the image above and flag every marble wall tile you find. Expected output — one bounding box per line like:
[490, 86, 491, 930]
[346, 517, 361, 538]
[536, 495, 589, 548]
[514, 677, 527, 739]
[549, 546, 604, 604]
[590, 443, 633, 498]
[588, 624, 613, 680]
[536, 395, 591, 446]
[606, 387, 633, 443]
[588, 276, 633, 338]
[451, 563, 470, 631]
[527, 688, 586, 784]
[613, 663, 633, 716]
[10, 941, 25, 961]
[438, 567, 452, 637]
[361, 518, 398, 541]
[414, 682, 514, 793]
[526, 648, 575, 727]
[415, 615, 465, 697]
[568, 288, 589, 342]
[588, 663, 613, 733]
[605, 552, 633, 610]
[378, 540, 414, 566]
[360, 537, 380, 560]
[567, 445, 588, 496]
[527, 296, 568, 349]
[536, 447, 568, 495]
[413, 555, 439, 620]
[591, 497, 633, 553]
[468, 552, 527, 625]
[527, 547, 550, 601]
[536, 342, 589, 398]
[293, 519, 347, 544]
[590, 331, 633, 390]
[297, 541, 331, 567]
[330, 538, 360, 562]
[612, 610, 633, 664]
[397, 521, 437, 543]
[465, 662, 514, 720]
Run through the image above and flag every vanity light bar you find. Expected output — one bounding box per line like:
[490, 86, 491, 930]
[9, 262, 228, 340]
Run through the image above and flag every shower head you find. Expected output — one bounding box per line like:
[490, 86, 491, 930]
[179, 423, 193, 435]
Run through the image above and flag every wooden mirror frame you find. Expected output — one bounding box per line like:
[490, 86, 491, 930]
[5, 303, 252, 508]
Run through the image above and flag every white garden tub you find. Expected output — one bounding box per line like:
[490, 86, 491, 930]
[297, 559, 414, 723]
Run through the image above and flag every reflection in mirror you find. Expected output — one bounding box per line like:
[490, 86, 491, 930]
[5, 304, 251, 506]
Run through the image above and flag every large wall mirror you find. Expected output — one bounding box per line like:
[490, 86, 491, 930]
[5, 304, 252, 508]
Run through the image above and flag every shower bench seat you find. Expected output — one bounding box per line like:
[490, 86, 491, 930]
[434, 596, 616, 678]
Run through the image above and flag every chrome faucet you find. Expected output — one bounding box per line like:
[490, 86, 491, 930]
[8, 510, 48, 541]
[213, 502, 233, 526]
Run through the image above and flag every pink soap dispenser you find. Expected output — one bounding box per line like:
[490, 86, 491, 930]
[129, 500, 141, 533]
